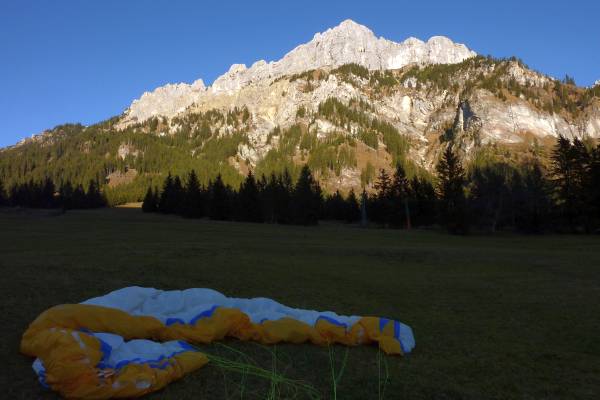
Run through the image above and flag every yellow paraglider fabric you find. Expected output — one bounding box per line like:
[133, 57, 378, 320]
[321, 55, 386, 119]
[21, 288, 414, 399]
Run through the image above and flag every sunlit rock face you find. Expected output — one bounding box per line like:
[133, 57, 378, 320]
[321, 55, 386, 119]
[121, 19, 475, 124]
[124, 79, 207, 123]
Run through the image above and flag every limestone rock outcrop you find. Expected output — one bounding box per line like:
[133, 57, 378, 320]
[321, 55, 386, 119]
[121, 19, 475, 125]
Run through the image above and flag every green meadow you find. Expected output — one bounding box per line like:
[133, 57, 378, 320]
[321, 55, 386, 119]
[1, 208, 599, 399]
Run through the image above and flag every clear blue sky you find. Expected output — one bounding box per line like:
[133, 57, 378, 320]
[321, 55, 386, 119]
[1, 0, 598, 147]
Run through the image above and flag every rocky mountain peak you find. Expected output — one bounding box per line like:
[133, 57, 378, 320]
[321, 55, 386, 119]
[122, 20, 476, 125]
[318, 18, 376, 38]
[311, 18, 381, 49]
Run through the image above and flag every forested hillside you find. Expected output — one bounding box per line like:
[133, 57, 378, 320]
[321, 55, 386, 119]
[1, 57, 599, 219]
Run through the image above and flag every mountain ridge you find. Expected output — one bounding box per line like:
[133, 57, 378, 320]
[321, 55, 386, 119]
[121, 19, 476, 125]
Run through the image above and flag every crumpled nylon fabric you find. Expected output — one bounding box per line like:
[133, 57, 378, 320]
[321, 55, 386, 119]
[21, 287, 415, 399]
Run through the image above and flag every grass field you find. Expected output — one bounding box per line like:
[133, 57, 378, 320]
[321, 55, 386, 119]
[1, 208, 599, 399]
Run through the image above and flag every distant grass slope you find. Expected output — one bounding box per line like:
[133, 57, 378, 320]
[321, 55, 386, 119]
[1, 209, 599, 399]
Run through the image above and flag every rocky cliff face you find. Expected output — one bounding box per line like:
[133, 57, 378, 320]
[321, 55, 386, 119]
[124, 79, 207, 123]
[121, 20, 475, 126]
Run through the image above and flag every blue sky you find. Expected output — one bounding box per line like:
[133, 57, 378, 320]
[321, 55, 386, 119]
[1, 0, 599, 147]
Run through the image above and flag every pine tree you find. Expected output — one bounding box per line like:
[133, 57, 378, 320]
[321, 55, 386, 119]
[171, 176, 184, 214]
[10, 181, 34, 207]
[236, 171, 263, 222]
[142, 187, 158, 213]
[183, 170, 204, 218]
[470, 163, 511, 232]
[391, 164, 412, 229]
[157, 173, 184, 214]
[373, 169, 391, 195]
[550, 136, 582, 231]
[86, 180, 106, 208]
[436, 145, 468, 233]
[71, 184, 87, 209]
[324, 190, 345, 221]
[515, 160, 551, 233]
[259, 174, 275, 223]
[158, 173, 174, 214]
[360, 190, 368, 227]
[259, 174, 276, 223]
[563, 74, 576, 85]
[572, 138, 592, 231]
[59, 181, 74, 209]
[275, 170, 293, 224]
[41, 177, 56, 208]
[291, 165, 321, 225]
[208, 174, 230, 220]
[410, 176, 437, 227]
[372, 169, 393, 225]
[344, 189, 361, 223]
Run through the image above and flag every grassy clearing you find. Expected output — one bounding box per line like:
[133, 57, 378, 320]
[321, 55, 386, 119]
[1, 208, 599, 399]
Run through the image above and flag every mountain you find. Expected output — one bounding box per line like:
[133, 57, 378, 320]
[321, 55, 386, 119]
[121, 19, 475, 124]
[1, 20, 599, 204]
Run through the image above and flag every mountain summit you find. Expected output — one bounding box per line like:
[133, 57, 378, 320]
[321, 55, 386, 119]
[124, 20, 475, 123]
[209, 19, 475, 92]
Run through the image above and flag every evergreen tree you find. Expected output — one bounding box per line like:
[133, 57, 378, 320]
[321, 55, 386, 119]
[236, 171, 263, 222]
[208, 174, 230, 220]
[572, 138, 593, 232]
[372, 169, 393, 225]
[470, 163, 511, 232]
[10, 181, 30, 207]
[360, 189, 369, 227]
[86, 180, 106, 208]
[291, 165, 321, 225]
[391, 164, 412, 228]
[71, 184, 87, 209]
[410, 176, 437, 227]
[515, 160, 551, 233]
[436, 145, 468, 233]
[158, 174, 173, 213]
[41, 177, 56, 208]
[5, 178, 60, 209]
[158, 173, 183, 214]
[563, 74, 576, 85]
[344, 189, 361, 223]
[171, 176, 184, 214]
[183, 170, 204, 218]
[59, 181, 74, 209]
[275, 170, 293, 224]
[259, 173, 276, 223]
[142, 187, 158, 213]
[373, 169, 392, 196]
[323, 190, 346, 221]
[550, 136, 583, 231]
[259, 174, 276, 223]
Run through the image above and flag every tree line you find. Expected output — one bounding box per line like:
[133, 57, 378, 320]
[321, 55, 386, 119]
[142, 166, 329, 225]
[142, 135, 600, 234]
[0, 178, 107, 210]
[2, 134, 598, 234]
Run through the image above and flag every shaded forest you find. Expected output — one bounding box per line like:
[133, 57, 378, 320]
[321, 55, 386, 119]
[2, 135, 598, 234]
[136, 136, 600, 234]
